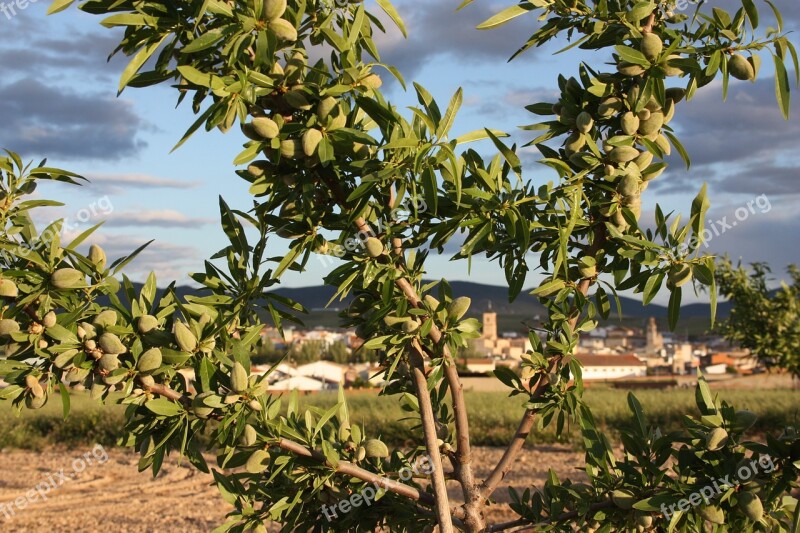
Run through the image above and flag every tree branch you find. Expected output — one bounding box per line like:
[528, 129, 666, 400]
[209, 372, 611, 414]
[486, 500, 615, 532]
[480, 223, 606, 501]
[409, 342, 455, 532]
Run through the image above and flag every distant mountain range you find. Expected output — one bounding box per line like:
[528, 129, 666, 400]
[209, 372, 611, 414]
[268, 281, 731, 319]
[112, 280, 730, 335]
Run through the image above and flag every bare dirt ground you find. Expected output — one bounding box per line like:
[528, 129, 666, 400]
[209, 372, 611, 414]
[0, 445, 585, 532]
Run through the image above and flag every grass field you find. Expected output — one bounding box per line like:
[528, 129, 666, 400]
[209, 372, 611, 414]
[1, 385, 797, 450]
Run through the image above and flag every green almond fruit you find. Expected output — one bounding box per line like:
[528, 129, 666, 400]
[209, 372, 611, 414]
[302, 129, 323, 157]
[620, 112, 640, 135]
[641, 33, 663, 61]
[51, 268, 86, 290]
[269, 18, 297, 42]
[575, 111, 594, 133]
[104, 371, 127, 386]
[401, 320, 420, 334]
[360, 74, 382, 90]
[316, 96, 337, 121]
[174, 321, 198, 352]
[327, 111, 347, 131]
[564, 132, 586, 154]
[0, 279, 19, 298]
[280, 139, 302, 159]
[363, 438, 389, 459]
[447, 296, 471, 321]
[241, 424, 258, 447]
[383, 315, 408, 327]
[638, 111, 664, 136]
[263, 0, 286, 21]
[284, 90, 311, 110]
[231, 362, 249, 392]
[25, 395, 47, 410]
[665, 87, 686, 103]
[251, 117, 280, 140]
[697, 505, 725, 524]
[88, 244, 107, 270]
[138, 314, 159, 334]
[611, 489, 635, 510]
[98, 332, 126, 355]
[137, 348, 162, 374]
[79, 321, 97, 340]
[43, 311, 57, 328]
[663, 99, 676, 123]
[617, 62, 647, 77]
[423, 295, 441, 310]
[611, 209, 629, 231]
[356, 445, 367, 461]
[637, 108, 651, 121]
[738, 492, 763, 522]
[662, 55, 684, 77]
[365, 237, 384, 258]
[65, 366, 90, 384]
[0, 318, 20, 336]
[248, 399, 263, 411]
[241, 123, 261, 141]
[635, 511, 654, 528]
[705, 427, 728, 451]
[633, 151, 654, 171]
[98, 353, 120, 372]
[667, 264, 692, 289]
[247, 161, 272, 179]
[609, 146, 640, 163]
[245, 449, 271, 474]
[138, 374, 155, 388]
[617, 174, 640, 197]
[597, 97, 623, 118]
[729, 53, 755, 81]
[93, 309, 118, 329]
[25, 374, 39, 389]
[654, 134, 672, 156]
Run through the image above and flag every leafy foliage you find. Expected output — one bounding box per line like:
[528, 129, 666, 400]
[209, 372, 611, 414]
[0, 0, 797, 530]
[716, 258, 800, 378]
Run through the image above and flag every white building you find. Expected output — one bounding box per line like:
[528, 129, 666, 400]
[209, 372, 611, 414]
[269, 376, 329, 391]
[574, 354, 647, 380]
[295, 361, 347, 385]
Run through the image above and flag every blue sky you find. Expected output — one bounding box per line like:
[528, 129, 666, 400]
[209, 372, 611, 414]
[0, 0, 797, 305]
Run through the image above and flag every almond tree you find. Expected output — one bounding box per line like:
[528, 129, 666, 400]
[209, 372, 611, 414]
[0, 0, 798, 530]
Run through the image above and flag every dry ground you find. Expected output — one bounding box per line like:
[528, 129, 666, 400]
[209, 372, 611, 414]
[0, 445, 585, 532]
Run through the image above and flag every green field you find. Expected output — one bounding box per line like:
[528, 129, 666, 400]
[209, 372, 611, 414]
[1, 386, 797, 450]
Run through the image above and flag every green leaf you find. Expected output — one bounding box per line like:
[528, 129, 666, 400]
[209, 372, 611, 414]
[119, 35, 168, 93]
[376, 0, 407, 38]
[493, 366, 522, 390]
[477, 3, 533, 30]
[615, 45, 650, 66]
[741, 0, 759, 29]
[773, 53, 791, 120]
[454, 129, 508, 145]
[667, 286, 681, 331]
[145, 398, 185, 417]
[436, 87, 462, 139]
[47, 0, 74, 14]
[485, 129, 522, 179]
[58, 382, 71, 419]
